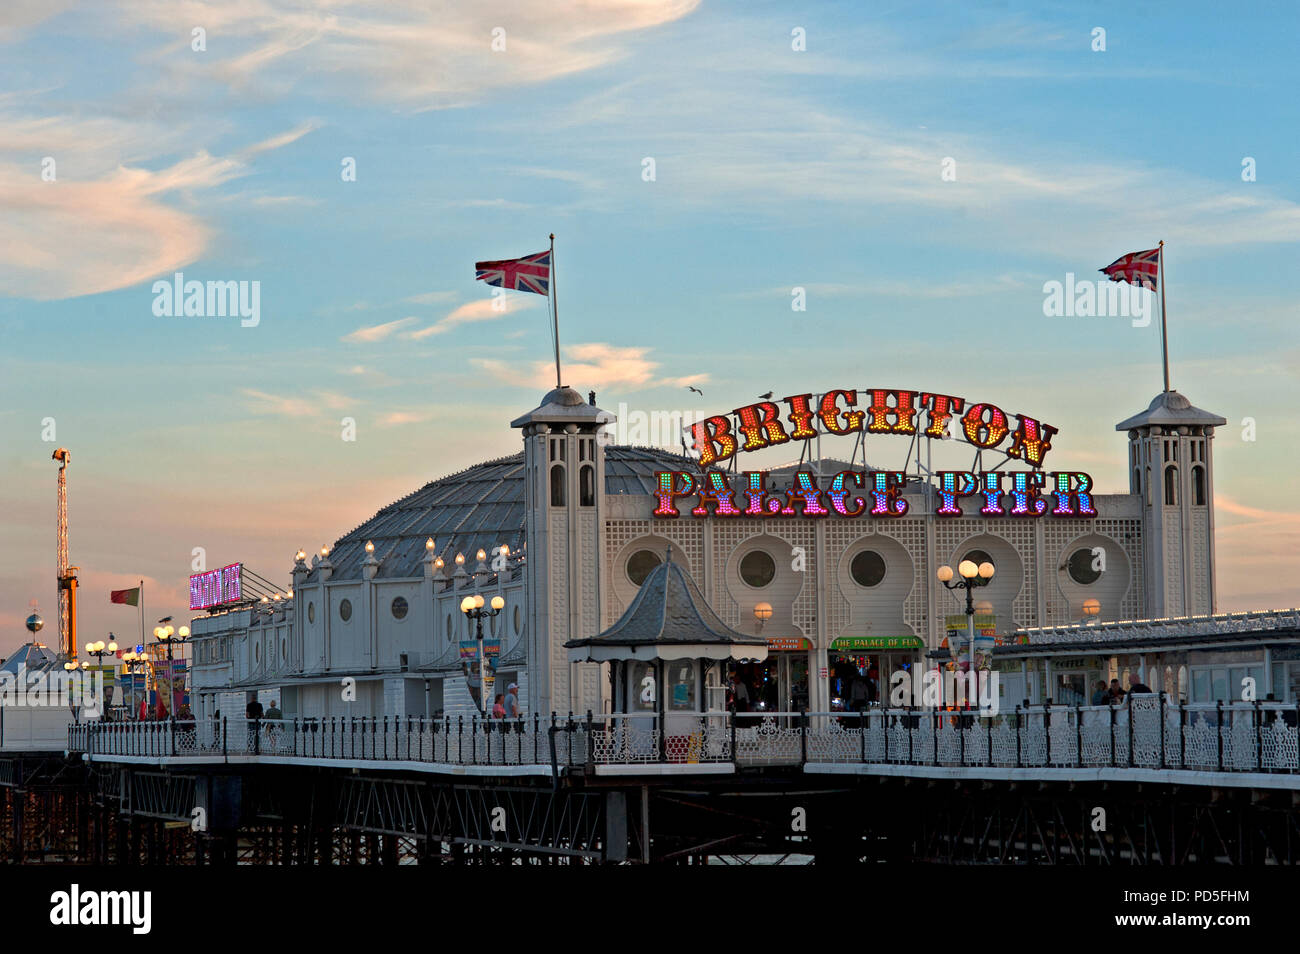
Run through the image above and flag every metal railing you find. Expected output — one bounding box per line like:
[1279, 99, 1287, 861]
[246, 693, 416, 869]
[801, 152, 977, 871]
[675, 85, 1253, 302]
[66, 696, 1300, 776]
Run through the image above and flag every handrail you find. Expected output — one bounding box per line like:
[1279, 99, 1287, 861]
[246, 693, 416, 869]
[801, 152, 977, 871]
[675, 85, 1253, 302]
[65, 699, 1300, 777]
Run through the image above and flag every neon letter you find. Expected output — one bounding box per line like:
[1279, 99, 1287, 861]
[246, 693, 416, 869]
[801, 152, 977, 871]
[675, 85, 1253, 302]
[865, 390, 919, 435]
[870, 471, 910, 516]
[653, 471, 696, 518]
[1007, 415, 1058, 467]
[688, 415, 737, 467]
[1051, 471, 1097, 516]
[935, 471, 977, 516]
[734, 402, 791, 453]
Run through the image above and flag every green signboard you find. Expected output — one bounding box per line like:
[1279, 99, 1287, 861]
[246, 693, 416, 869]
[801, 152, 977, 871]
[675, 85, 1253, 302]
[830, 636, 924, 652]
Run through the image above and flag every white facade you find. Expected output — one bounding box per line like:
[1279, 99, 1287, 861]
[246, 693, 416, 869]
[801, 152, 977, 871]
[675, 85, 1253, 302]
[190, 386, 1224, 721]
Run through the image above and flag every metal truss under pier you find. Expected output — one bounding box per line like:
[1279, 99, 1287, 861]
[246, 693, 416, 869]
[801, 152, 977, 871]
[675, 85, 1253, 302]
[8, 753, 1300, 865]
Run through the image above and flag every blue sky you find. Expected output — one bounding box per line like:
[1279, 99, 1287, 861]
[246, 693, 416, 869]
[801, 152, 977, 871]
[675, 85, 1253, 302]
[2, 0, 1298, 654]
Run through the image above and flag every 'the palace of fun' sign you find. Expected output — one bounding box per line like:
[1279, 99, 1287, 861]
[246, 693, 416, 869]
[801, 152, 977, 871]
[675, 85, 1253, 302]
[653, 387, 1095, 520]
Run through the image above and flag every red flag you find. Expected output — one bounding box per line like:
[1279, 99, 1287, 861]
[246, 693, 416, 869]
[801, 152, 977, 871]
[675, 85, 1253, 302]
[110, 587, 140, 606]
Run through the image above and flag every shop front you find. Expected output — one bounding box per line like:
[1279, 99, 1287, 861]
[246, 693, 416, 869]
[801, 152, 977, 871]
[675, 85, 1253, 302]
[728, 636, 810, 715]
[828, 635, 924, 710]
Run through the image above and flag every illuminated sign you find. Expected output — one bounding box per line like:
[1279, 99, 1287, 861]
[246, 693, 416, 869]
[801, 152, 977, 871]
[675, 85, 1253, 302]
[766, 637, 812, 651]
[830, 636, 925, 651]
[687, 388, 1057, 469]
[189, 563, 244, 610]
[652, 469, 1096, 519]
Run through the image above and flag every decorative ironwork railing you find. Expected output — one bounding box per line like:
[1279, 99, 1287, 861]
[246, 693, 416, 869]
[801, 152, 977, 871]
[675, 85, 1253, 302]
[66, 696, 1300, 776]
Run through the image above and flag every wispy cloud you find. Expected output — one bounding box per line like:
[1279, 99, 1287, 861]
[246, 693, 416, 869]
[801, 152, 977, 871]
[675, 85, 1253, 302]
[341, 316, 418, 343]
[341, 365, 397, 386]
[404, 296, 541, 339]
[241, 388, 352, 417]
[476, 342, 707, 391]
[403, 290, 459, 305]
[377, 410, 435, 428]
[0, 119, 314, 300]
[110, 0, 702, 108]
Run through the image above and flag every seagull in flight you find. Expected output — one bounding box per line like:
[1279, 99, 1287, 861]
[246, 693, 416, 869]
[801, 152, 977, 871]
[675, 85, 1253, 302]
[687, 386, 703, 396]
[758, 391, 773, 400]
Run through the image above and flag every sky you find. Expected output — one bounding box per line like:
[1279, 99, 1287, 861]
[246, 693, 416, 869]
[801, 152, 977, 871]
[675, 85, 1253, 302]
[2, 0, 1298, 657]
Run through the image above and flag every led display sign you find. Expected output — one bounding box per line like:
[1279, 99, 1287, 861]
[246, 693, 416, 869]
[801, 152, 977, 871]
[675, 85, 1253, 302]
[189, 563, 244, 610]
[652, 469, 1096, 519]
[662, 387, 1094, 520]
[687, 388, 1057, 468]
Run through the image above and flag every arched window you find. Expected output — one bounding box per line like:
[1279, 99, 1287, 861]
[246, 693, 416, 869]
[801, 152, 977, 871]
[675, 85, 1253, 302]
[550, 464, 566, 507]
[1192, 465, 1206, 506]
[1132, 469, 1141, 495]
[1164, 465, 1178, 506]
[1145, 466, 1152, 506]
[1178, 665, 1188, 700]
[579, 464, 595, 507]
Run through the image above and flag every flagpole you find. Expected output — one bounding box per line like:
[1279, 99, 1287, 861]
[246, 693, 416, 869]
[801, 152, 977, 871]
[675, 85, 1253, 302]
[549, 233, 561, 389]
[1158, 240, 1170, 393]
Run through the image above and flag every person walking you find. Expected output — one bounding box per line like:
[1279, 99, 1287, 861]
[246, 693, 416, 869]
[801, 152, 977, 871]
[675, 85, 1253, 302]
[504, 683, 521, 719]
[492, 694, 506, 719]
[245, 696, 264, 752]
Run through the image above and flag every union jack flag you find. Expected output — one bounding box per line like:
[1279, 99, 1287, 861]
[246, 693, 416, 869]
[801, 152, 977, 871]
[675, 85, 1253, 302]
[1099, 247, 1159, 290]
[474, 249, 551, 296]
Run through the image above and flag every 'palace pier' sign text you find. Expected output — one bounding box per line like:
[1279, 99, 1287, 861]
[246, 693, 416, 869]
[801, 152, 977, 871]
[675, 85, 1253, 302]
[652, 469, 1096, 519]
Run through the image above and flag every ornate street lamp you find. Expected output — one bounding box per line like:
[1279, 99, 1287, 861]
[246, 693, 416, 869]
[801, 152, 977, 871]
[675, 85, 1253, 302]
[153, 623, 191, 715]
[936, 559, 995, 708]
[461, 594, 505, 715]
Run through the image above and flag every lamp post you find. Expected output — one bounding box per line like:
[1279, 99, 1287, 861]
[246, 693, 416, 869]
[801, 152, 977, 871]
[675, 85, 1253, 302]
[936, 559, 995, 708]
[461, 594, 505, 715]
[153, 623, 191, 714]
[121, 651, 137, 718]
[63, 659, 87, 719]
[82, 638, 116, 719]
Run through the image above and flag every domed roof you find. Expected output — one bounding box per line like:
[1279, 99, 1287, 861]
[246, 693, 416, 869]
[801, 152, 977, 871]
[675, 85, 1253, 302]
[542, 386, 587, 407]
[1115, 390, 1226, 431]
[305, 445, 699, 582]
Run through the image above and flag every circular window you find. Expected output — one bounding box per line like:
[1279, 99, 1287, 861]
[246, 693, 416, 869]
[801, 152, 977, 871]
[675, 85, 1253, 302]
[391, 596, 409, 620]
[739, 550, 776, 588]
[963, 549, 994, 572]
[307, 602, 315, 624]
[850, 550, 887, 588]
[339, 599, 352, 622]
[513, 605, 522, 635]
[1067, 547, 1102, 585]
[626, 549, 662, 586]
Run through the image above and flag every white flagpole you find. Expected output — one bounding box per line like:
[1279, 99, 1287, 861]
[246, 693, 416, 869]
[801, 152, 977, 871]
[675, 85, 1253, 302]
[549, 233, 561, 389]
[1158, 240, 1170, 393]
